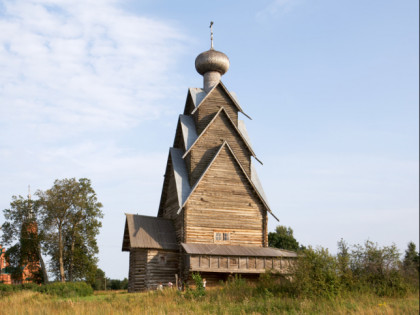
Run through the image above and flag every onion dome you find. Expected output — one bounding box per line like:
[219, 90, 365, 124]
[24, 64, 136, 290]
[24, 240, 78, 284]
[196, 22, 230, 92]
[195, 49, 230, 76]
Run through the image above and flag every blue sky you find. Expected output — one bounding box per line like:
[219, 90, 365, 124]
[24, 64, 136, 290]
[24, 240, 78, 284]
[0, 0, 418, 280]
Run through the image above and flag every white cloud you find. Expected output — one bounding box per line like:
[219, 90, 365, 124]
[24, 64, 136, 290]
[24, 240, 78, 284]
[0, 1, 190, 280]
[0, 0, 188, 142]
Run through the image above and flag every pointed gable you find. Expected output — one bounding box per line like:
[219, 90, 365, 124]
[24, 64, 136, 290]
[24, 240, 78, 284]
[191, 81, 250, 119]
[183, 107, 259, 185]
[192, 82, 251, 134]
[180, 142, 277, 246]
[179, 142, 278, 221]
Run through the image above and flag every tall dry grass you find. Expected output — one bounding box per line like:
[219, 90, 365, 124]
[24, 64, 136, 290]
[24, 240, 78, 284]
[0, 286, 418, 315]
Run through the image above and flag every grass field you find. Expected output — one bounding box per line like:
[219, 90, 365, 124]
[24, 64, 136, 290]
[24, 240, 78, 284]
[0, 288, 418, 315]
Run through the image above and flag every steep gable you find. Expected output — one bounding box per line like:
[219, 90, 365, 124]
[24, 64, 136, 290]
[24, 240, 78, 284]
[192, 83, 248, 134]
[179, 142, 277, 220]
[183, 107, 258, 185]
[182, 143, 272, 246]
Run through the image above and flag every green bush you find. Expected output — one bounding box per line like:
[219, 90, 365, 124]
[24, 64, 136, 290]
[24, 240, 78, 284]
[292, 246, 341, 299]
[185, 273, 205, 299]
[18, 283, 39, 291]
[36, 282, 93, 297]
[349, 241, 409, 297]
[0, 283, 16, 293]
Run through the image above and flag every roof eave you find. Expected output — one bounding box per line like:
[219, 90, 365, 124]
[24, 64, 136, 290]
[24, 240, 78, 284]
[190, 81, 252, 120]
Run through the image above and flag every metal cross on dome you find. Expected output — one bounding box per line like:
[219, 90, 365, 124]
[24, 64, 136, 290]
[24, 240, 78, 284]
[210, 21, 214, 49]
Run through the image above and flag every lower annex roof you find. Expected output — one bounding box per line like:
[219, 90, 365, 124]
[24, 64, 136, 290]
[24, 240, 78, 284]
[181, 243, 297, 258]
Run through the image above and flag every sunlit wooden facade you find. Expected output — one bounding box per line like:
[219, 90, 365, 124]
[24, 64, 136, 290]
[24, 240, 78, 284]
[123, 43, 296, 292]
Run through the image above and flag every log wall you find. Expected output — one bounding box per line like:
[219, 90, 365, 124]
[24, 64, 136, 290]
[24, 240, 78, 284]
[159, 163, 184, 243]
[188, 111, 251, 185]
[185, 146, 265, 246]
[128, 248, 147, 292]
[146, 249, 179, 290]
[128, 248, 179, 292]
[194, 85, 238, 134]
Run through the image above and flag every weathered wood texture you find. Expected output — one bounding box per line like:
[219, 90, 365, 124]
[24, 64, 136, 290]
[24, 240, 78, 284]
[146, 250, 179, 290]
[188, 110, 252, 186]
[185, 146, 266, 246]
[183, 93, 196, 115]
[186, 255, 295, 275]
[128, 249, 179, 292]
[128, 249, 147, 292]
[157, 157, 185, 243]
[158, 156, 178, 218]
[193, 85, 238, 134]
[173, 122, 186, 150]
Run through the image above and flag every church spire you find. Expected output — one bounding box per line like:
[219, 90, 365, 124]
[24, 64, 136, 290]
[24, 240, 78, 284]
[195, 22, 230, 92]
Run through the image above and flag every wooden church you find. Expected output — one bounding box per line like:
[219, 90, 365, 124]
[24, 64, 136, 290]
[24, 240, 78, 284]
[122, 27, 296, 292]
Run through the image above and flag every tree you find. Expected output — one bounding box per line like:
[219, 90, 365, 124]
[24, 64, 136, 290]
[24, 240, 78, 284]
[1, 195, 48, 283]
[402, 241, 419, 286]
[403, 242, 419, 270]
[337, 239, 353, 288]
[268, 225, 304, 251]
[37, 178, 103, 282]
[92, 268, 106, 290]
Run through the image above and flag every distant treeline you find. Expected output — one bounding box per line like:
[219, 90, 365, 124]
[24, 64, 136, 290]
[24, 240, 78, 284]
[91, 268, 127, 291]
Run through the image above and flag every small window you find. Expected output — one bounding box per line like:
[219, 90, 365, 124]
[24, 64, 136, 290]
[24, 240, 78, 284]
[159, 255, 166, 264]
[214, 231, 230, 243]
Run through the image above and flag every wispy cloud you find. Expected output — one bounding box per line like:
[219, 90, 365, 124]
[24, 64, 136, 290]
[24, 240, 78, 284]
[0, 0, 189, 247]
[0, 0, 187, 142]
[256, 0, 300, 21]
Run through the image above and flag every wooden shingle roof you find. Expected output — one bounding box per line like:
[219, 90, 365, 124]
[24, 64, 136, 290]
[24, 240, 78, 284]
[181, 243, 297, 257]
[122, 214, 178, 251]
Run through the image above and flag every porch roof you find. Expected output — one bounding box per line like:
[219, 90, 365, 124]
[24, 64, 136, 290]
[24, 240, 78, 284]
[181, 243, 297, 258]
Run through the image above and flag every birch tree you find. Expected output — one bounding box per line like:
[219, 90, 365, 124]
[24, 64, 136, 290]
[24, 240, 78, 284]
[37, 178, 103, 282]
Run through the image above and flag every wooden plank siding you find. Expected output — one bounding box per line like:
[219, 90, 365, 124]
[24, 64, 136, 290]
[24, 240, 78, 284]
[188, 110, 252, 186]
[187, 255, 295, 275]
[185, 146, 266, 246]
[193, 85, 239, 134]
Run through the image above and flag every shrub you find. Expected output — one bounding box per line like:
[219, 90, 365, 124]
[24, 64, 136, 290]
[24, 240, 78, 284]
[349, 241, 409, 297]
[18, 283, 39, 291]
[185, 273, 205, 299]
[0, 283, 16, 293]
[291, 247, 341, 299]
[36, 282, 93, 297]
